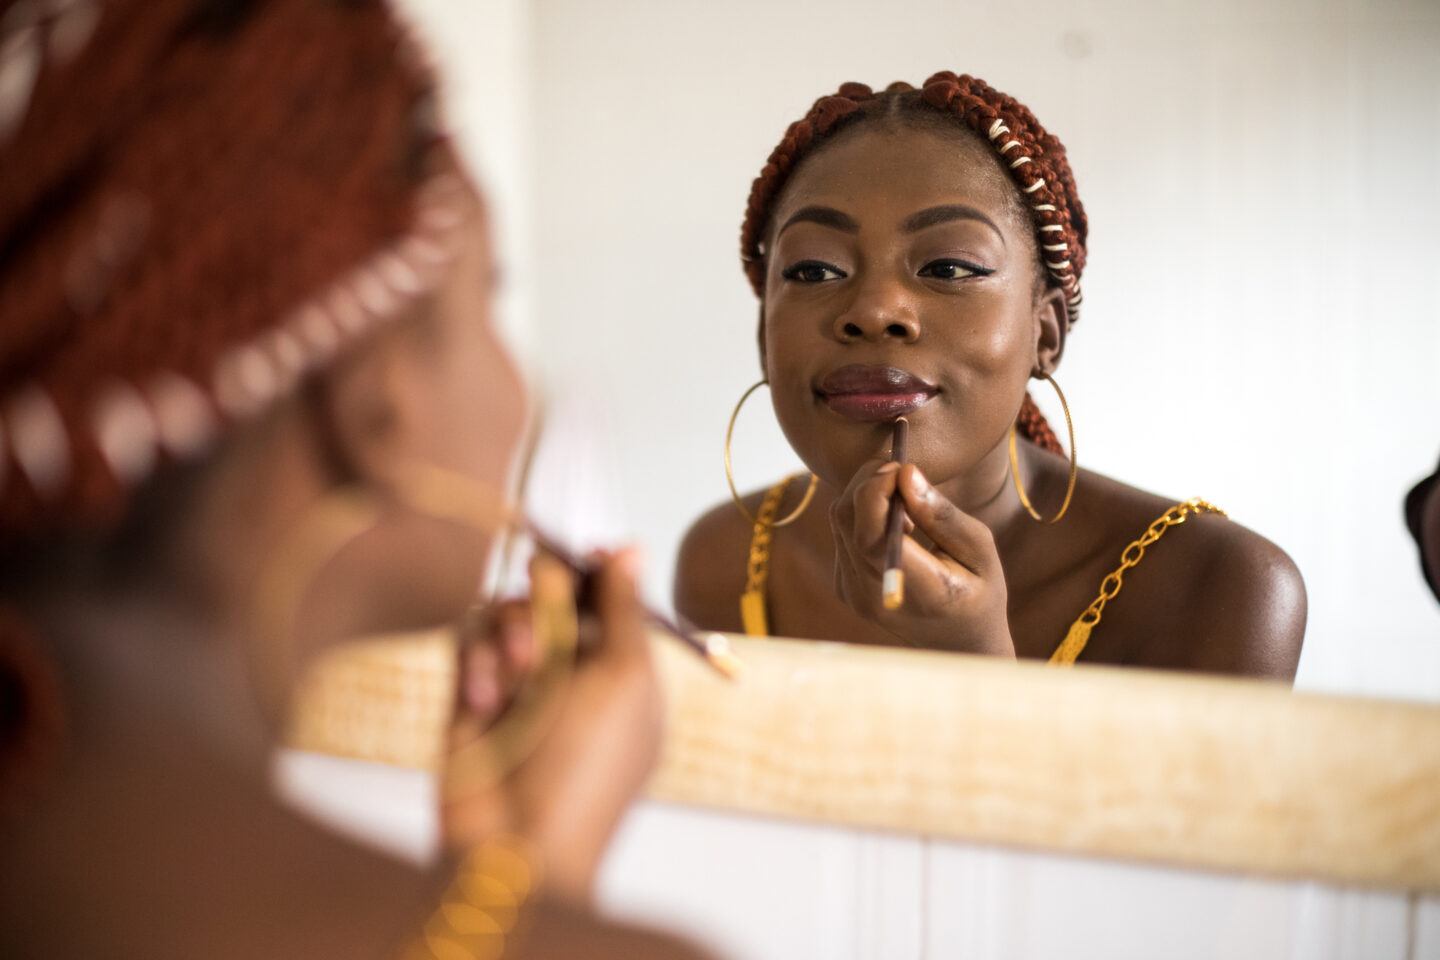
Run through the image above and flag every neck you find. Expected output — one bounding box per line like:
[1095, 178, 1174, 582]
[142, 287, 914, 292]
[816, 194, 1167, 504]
[931, 431, 1031, 537]
[0, 606, 440, 960]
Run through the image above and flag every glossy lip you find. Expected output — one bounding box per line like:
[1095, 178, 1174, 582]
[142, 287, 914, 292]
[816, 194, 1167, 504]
[816, 364, 938, 423]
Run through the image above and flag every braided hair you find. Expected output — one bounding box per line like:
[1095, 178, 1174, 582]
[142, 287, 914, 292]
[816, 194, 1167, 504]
[739, 74, 1087, 457]
[0, 0, 457, 539]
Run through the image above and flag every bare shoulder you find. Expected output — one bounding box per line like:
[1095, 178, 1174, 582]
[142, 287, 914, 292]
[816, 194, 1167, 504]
[1080, 473, 1307, 680]
[673, 490, 767, 633]
[1162, 507, 1306, 680]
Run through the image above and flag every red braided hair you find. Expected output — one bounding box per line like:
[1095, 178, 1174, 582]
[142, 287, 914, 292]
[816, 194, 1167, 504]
[0, 0, 458, 537]
[739, 74, 1088, 458]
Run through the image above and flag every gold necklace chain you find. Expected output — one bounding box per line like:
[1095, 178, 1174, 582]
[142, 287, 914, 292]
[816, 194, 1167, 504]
[1050, 497, 1226, 665]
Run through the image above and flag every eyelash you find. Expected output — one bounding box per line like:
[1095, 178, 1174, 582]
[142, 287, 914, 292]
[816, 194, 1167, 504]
[917, 258, 995, 280]
[781, 260, 847, 283]
[780, 258, 996, 284]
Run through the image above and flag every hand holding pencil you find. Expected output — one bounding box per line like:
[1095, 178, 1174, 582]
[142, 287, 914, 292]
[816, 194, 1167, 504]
[829, 421, 1016, 656]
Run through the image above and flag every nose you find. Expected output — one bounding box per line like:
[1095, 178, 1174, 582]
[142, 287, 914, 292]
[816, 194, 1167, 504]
[832, 277, 920, 344]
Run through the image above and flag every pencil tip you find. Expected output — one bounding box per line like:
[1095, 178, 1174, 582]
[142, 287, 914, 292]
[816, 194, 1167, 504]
[704, 633, 747, 680]
[882, 568, 905, 610]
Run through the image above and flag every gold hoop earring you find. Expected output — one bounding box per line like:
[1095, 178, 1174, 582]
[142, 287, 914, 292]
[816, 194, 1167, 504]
[724, 379, 818, 527]
[1008, 372, 1077, 524]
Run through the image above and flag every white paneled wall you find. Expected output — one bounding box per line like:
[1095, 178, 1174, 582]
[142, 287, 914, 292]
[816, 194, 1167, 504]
[599, 800, 1424, 960]
[276, 752, 1436, 959]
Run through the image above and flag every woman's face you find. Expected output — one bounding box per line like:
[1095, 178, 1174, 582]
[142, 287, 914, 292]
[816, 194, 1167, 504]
[761, 123, 1057, 489]
[296, 187, 528, 649]
[393, 192, 528, 496]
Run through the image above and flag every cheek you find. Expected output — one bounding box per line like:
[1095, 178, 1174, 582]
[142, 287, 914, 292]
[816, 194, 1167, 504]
[408, 322, 528, 492]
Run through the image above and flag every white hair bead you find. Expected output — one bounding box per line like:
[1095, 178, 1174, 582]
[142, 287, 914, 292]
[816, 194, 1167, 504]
[148, 373, 216, 458]
[214, 344, 278, 419]
[378, 252, 424, 297]
[1039, 224, 1064, 233]
[1000, 140, 1021, 153]
[988, 119, 1009, 139]
[1033, 203, 1057, 212]
[352, 268, 397, 317]
[1009, 156, 1032, 169]
[1043, 243, 1068, 252]
[295, 303, 341, 361]
[419, 202, 464, 234]
[6, 389, 70, 497]
[1023, 179, 1045, 194]
[93, 380, 158, 483]
[0, 23, 42, 144]
[1048, 259, 1072, 269]
[328, 285, 369, 336]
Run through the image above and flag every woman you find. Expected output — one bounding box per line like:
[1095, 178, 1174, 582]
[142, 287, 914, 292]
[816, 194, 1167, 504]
[0, 1, 711, 957]
[676, 76, 1306, 678]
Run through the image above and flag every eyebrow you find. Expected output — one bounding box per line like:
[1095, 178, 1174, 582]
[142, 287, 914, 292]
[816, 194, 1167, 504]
[775, 205, 859, 238]
[774, 203, 1006, 246]
[901, 204, 1005, 245]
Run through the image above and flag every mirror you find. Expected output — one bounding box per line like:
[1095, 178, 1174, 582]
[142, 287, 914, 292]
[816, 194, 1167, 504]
[417, 0, 1440, 700]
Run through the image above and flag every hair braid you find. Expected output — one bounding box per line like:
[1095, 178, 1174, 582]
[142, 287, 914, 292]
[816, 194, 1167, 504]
[739, 74, 1087, 459]
[0, 0, 447, 536]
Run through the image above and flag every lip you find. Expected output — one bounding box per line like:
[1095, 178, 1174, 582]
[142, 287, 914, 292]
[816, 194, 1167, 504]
[816, 364, 938, 422]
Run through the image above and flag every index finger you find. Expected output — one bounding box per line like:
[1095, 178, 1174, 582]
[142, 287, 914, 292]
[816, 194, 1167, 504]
[839, 459, 903, 570]
[897, 464, 998, 576]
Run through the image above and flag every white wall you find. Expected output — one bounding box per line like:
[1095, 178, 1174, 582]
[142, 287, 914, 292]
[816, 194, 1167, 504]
[522, 0, 1440, 701]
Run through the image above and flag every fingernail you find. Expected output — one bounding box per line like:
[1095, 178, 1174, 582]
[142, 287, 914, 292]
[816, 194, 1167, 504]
[908, 467, 930, 496]
[877, 462, 900, 475]
[616, 546, 643, 578]
[465, 672, 500, 715]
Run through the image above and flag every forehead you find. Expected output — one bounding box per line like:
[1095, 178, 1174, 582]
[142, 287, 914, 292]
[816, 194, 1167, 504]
[770, 122, 1021, 236]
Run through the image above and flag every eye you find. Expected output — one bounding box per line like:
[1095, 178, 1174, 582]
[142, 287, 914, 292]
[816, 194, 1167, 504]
[917, 258, 994, 281]
[781, 259, 847, 283]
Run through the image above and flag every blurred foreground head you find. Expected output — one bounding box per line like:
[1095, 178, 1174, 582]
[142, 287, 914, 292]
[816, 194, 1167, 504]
[0, 0, 526, 797]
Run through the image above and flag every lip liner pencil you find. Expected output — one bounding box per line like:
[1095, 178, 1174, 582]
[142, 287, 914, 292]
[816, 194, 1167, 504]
[882, 417, 909, 611]
[526, 522, 745, 681]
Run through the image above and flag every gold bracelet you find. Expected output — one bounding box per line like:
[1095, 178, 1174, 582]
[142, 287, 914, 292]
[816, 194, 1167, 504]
[399, 834, 541, 960]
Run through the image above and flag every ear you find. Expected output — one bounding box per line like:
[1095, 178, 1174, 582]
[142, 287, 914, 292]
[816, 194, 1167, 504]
[308, 323, 420, 490]
[1032, 284, 1069, 377]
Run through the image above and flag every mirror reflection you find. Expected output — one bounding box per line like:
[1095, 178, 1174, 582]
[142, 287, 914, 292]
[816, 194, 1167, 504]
[670, 76, 1305, 678]
[477, 0, 1440, 701]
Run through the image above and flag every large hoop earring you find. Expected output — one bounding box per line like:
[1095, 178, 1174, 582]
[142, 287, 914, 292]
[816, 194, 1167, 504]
[724, 379, 818, 527]
[1008, 373, 1078, 524]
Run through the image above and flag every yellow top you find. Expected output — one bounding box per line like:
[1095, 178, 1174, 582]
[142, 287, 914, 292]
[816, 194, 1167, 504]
[739, 476, 1225, 665]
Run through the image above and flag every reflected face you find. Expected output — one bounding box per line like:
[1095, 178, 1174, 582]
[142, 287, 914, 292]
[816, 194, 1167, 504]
[761, 123, 1049, 489]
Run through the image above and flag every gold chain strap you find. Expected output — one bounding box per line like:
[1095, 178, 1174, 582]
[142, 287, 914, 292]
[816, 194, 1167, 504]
[739, 475, 797, 636]
[1050, 498, 1226, 666]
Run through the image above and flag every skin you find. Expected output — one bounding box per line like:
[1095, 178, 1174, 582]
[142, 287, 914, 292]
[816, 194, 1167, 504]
[677, 121, 1306, 679]
[1, 186, 713, 959]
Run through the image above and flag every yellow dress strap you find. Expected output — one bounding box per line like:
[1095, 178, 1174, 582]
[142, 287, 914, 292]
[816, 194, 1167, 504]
[1050, 498, 1227, 666]
[739, 475, 798, 637]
